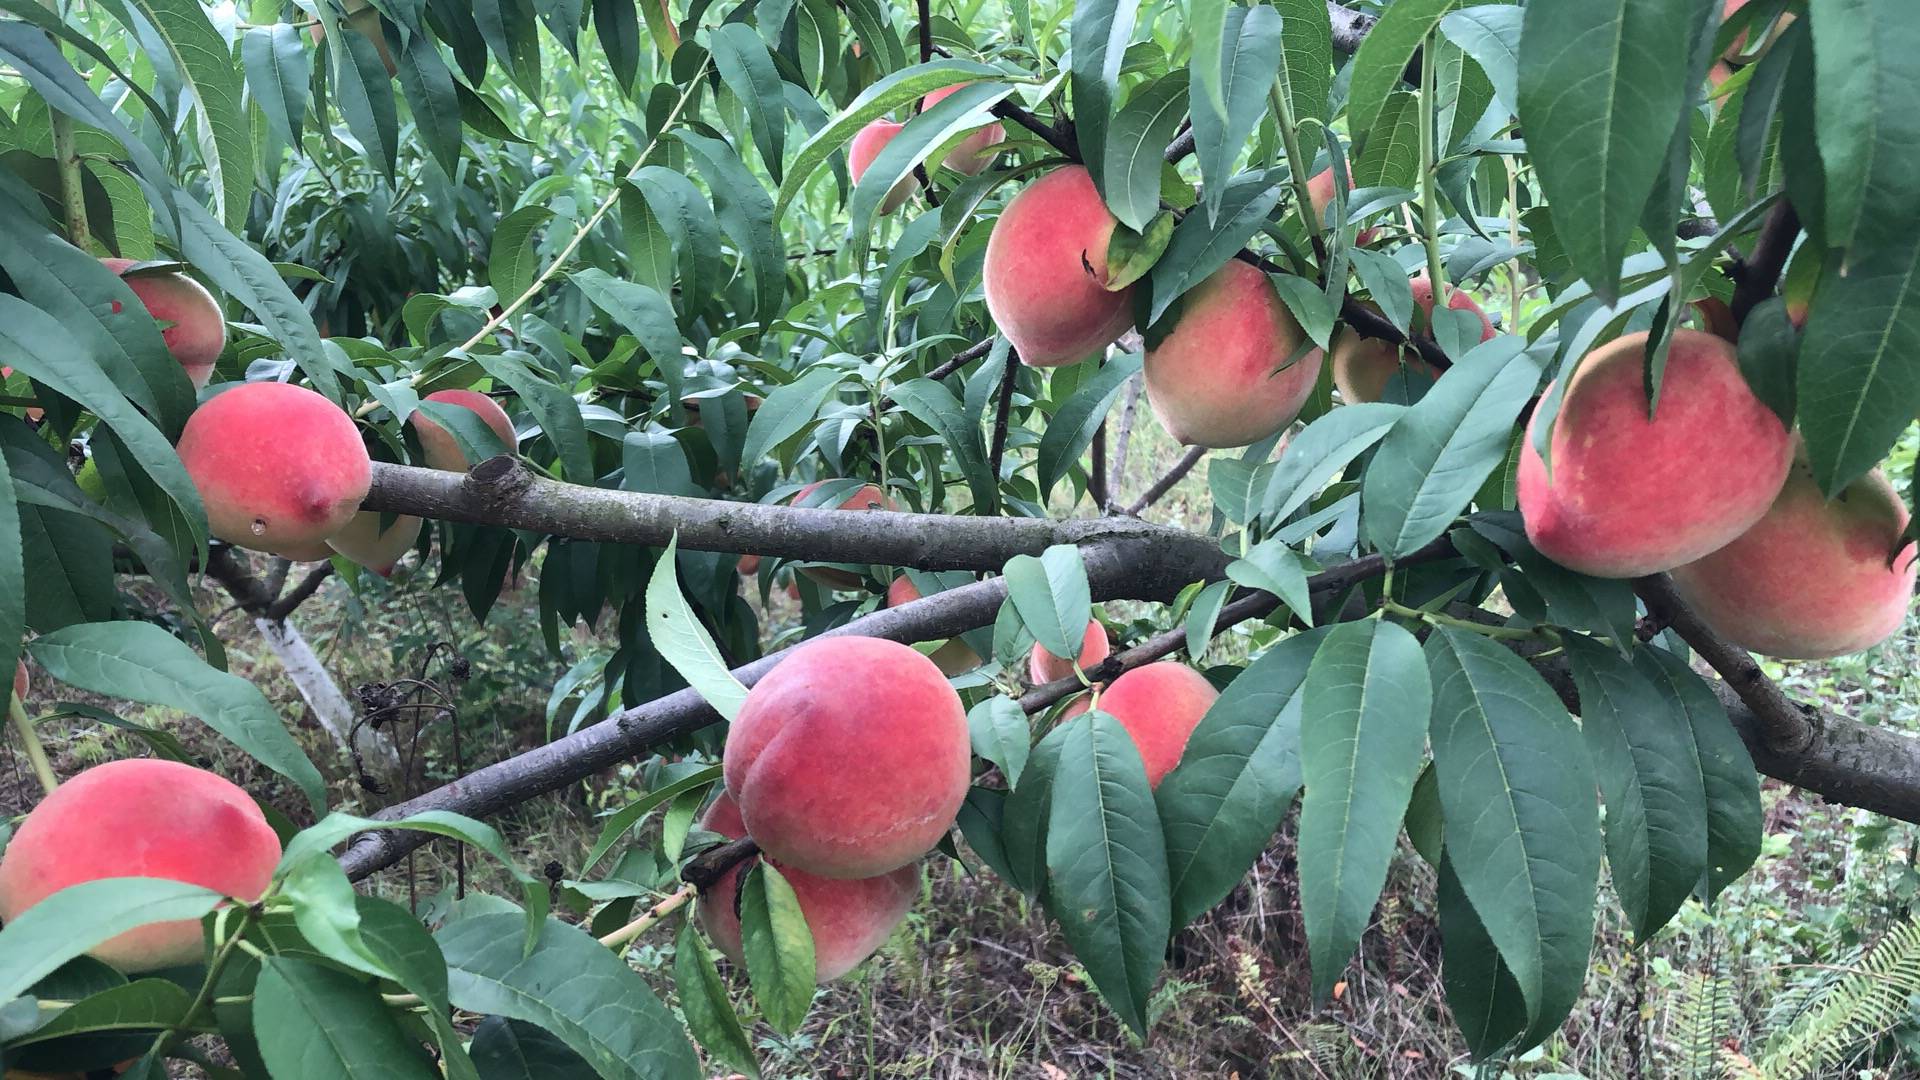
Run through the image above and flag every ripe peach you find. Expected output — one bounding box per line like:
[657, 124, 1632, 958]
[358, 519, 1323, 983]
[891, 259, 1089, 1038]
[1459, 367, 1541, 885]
[723, 636, 969, 878]
[410, 389, 517, 472]
[694, 792, 918, 982]
[1517, 329, 1792, 578]
[983, 166, 1135, 367]
[176, 382, 371, 555]
[791, 480, 894, 589]
[0, 759, 282, 971]
[885, 576, 981, 676]
[1670, 458, 1916, 659]
[1087, 662, 1219, 788]
[306, 0, 396, 76]
[922, 85, 1005, 175]
[849, 119, 915, 216]
[273, 535, 340, 562]
[738, 554, 762, 576]
[1144, 260, 1324, 448]
[325, 510, 423, 576]
[1305, 169, 1381, 246]
[1028, 618, 1110, 684]
[100, 258, 226, 390]
[1331, 276, 1494, 404]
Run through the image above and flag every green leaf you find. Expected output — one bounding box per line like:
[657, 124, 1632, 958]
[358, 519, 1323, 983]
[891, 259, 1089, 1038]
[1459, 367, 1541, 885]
[1069, 0, 1139, 192]
[1351, 90, 1420, 190]
[845, 81, 1015, 264]
[581, 765, 722, 874]
[1270, 272, 1336, 350]
[1045, 711, 1171, 1035]
[1517, 0, 1696, 302]
[1101, 211, 1174, 292]
[1036, 352, 1145, 498]
[1635, 646, 1762, 903]
[593, 0, 641, 92]
[1563, 636, 1707, 941]
[1262, 402, 1405, 521]
[1189, 0, 1229, 122]
[1003, 544, 1092, 663]
[397, 27, 465, 177]
[1146, 173, 1285, 324]
[490, 205, 557, 311]
[1102, 75, 1188, 231]
[1808, 0, 1920, 257]
[1183, 579, 1233, 664]
[646, 534, 749, 720]
[673, 921, 760, 1078]
[10, 978, 192, 1044]
[243, 25, 309, 151]
[1225, 540, 1314, 627]
[1272, 0, 1332, 127]
[0, 878, 222, 1001]
[739, 862, 816, 1033]
[474, 0, 542, 95]
[1158, 628, 1327, 929]
[968, 696, 1032, 789]
[284, 811, 548, 936]
[571, 268, 685, 402]
[1439, 4, 1523, 116]
[1001, 720, 1069, 895]
[1796, 236, 1920, 496]
[438, 914, 701, 1079]
[889, 377, 996, 511]
[740, 365, 849, 467]
[1190, 5, 1283, 222]
[1298, 620, 1431, 1001]
[334, 21, 401, 180]
[473, 351, 590, 483]
[118, 0, 253, 229]
[253, 957, 439, 1079]
[710, 23, 788, 183]
[1736, 297, 1798, 426]
[675, 130, 786, 327]
[1424, 626, 1599, 1052]
[1361, 336, 1540, 556]
[0, 439, 19, 713]
[355, 896, 474, 1075]
[470, 1017, 600, 1079]
[1438, 855, 1529, 1056]
[29, 622, 324, 812]
[1348, 0, 1463, 141]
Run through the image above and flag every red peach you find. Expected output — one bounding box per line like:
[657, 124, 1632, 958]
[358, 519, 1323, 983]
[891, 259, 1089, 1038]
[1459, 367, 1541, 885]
[885, 576, 982, 676]
[791, 480, 894, 589]
[1670, 457, 1916, 659]
[922, 85, 1006, 175]
[1087, 662, 1219, 788]
[983, 166, 1136, 367]
[325, 510, 423, 576]
[738, 554, 762, 576]
[1305, 169, 1381, 246]
[1331, 276, 1494, 404]
[176, 382, 371, 556]
[100, 258, 226, 390]
[849, 119, 916, 216]
[1517, 329, 1793, 578]
[0, 759, 282, 972]
[410, 389, 517, 472]
[723, 636, 970, 879]
[1144, 259, 1324, 448]
[1028, 618, 1110, 684]
[694, 792, 918, 982]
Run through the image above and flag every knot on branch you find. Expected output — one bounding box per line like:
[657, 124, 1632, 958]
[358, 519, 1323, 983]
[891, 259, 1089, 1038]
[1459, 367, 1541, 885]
[682, 836, 759, 892]
[463, 455, 533, 506]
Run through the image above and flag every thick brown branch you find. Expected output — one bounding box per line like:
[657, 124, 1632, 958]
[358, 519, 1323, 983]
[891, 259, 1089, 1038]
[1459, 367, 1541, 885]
[1633, 574, 1815, 754]
[1088, 424, 1109, 510]
[1729, 200, 1802, 325]
[683, 836, 759, 891]
[202, 546, 275, 615]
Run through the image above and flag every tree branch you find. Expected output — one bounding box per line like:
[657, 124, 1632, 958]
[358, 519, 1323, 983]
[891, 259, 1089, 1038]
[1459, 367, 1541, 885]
[1089, 424, 1109, 510]
[1633, 573, 1815, 755]
[987, 354, 1019, 480]
[268, 563, 335, 622]
[1729, 199, 1802, 325]
[1120, 446, 1206, 517]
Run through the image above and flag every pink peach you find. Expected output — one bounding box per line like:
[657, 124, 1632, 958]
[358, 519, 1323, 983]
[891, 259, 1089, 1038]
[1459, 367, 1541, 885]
[922, 85, 1005, 175]
[849, 119, 916, 216]
[1331, 276, 1494, 404]
[410, 389, 517, 472]
[176, 382, 371, 556]
[1027, 618, 1110, 684]
[1144, 259, 1323, 448]
[983, 166, 1135, 367]
[1089, 662, 1219, 788]
[101, 258, 226, 390]
[885, 576, 982, 676]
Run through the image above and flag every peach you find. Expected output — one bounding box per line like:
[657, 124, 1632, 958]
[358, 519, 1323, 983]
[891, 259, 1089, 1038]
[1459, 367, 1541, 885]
[1670, 457, 1916, 659]
[325, 510, 423, 576]
[1305, 169, 1381, 246]
[100, 258, 226, 390]
[0, 759, 282, 971]
[1331, 276, 1494, 404]
[983, 166, 1135, 367]
[307, 0, 397, 76]
[694, 792, 918, 982]
[849, 119, 915, 216]
[410, 389, 517, 472]
[1144, 260, 1324, 448]
[1722, 0, 1793, 61]
[1087, 662, 1219, 788]
[738, 554, 762, 576]
[922, 85, 1005, 175]
[1028, 618, 1110, 684]
[791, 480, 894, 589]
[1517, 329, 1792, 578]
[176, 382, 371, 555]
[723, 636, 969, 878]
[273, 535, 340, 562]
[885, 576, 981, 676]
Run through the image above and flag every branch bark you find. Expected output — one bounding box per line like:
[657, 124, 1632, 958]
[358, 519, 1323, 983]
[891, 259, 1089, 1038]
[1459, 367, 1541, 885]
[1729, 199, 1802, 325]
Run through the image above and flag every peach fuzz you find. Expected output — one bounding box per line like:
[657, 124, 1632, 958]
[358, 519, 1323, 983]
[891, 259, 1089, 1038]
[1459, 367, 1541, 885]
[849, 119, 916, 216]
[1028, 618, 1110, 684]
[411, 389, 517, 472]
[1144, 260, 1323, 448]
[695, 792, 918, 982]
[886, 576, 982, 676]
[792, 480, 894, 589]
[1670, 459, 1916, 659]
[326, 510, 423, 576]
[1331, 276, 1493, 404]
[0, 758, 282, 972]
[723, 636, 970, 879]
[922, 84, 1005, 175]
[1516, 329, 1792, 578]
[1305, 169, 1380, 246]
[983, 166, 1135, 367]
[176, 382, 371, 555]
[1090, 662, 1219, 788]
[100, 258, 226, 390]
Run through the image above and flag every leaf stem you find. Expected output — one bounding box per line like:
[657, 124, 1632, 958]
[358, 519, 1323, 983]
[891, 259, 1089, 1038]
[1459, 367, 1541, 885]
[8, 691, 56, 797]
[151, 906, 255, 1060]
[600, 883, 698, 951]
[37, 0, 88, 250]
[1417, 30, 1448, 307]
[1270, 85, 1323, 252]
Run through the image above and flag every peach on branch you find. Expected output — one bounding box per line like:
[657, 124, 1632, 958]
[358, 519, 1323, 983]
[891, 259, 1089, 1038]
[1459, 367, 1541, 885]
[1305, 169, 1380, 246]
[1143, 259, 1324, 448]
[100, 258, 226, 390]
[1670, 458, 1917, 659]
[790, 480, 895, 589]
[848, 119, 916, 216]
[325, 510, 423, 576]
[176, 382, 371, 555]
[983, 165, 1135, 367]
[694, 792, 918, 982]
[0, 758, 282, 972]
[1087, 662, 1218, 788]
[723, 636, 970, 879]
[1028, 617, 1110, 684]
[1516, 329, 1793, 578]
[410, 389, 517, 472]
[922, 85, 1006, 175]
[885, 576, 982, 676]
[1331, 276, 1493, 404]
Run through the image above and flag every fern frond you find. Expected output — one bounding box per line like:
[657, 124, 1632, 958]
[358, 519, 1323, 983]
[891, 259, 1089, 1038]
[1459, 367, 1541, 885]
[1759, 919, 1920, 1078]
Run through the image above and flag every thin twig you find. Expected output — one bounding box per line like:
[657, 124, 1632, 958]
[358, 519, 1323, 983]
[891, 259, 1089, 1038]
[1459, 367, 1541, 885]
[268, 563, 336, 622]
[1089, 423, 1109, 510]
[1109, 370, 1143, 496]
[1120, 446, 1206, 516]
[988, 350, 1019, 479]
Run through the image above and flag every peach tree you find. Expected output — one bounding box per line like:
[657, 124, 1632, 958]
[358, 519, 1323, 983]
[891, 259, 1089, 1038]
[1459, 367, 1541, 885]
[0, 0, 1913, 1074]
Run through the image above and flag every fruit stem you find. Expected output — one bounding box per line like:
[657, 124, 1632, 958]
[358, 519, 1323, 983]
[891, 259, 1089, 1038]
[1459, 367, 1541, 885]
[8, 690, 56, 797]
[1417, 31, 1449, 310]
[600, 883, 698, 951]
